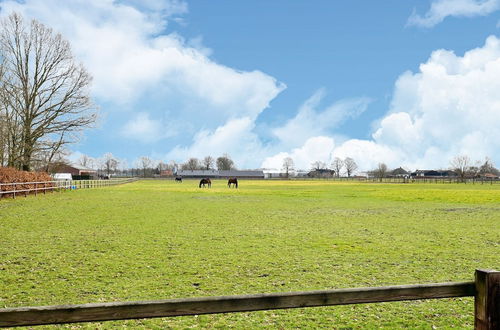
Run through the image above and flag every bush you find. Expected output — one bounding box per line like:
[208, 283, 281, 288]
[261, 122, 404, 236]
[0, 167, 53, 197]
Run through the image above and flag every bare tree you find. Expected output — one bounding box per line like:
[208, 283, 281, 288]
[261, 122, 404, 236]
[344, 157, 358, 177]
[479, 157, 499, 176]
[202, 156, 214, 170]
[0, 112, 7, 166]
[102, 153, 119, 176]
[311, 160, 327, 170]
[282, 157, 294, 178]
[0, 13, 97, 171]
[139, 156, 152, 177]
[331, 157, 344, 178]
[372, 163, 388, 182]
[216, 154, 235, 170]
[183, 157, 201, 171]
[450, 155, 472, 182]
[157, 161, 166, 173]
[78, 154, 95, 168]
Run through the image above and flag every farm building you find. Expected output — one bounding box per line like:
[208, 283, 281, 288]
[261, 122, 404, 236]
[218, 170, 264, 179]
[411, 170, 457, 177]
[52, 164, 97, 179]
[177, 169, 264, 179]
[389, 167, 410, 177]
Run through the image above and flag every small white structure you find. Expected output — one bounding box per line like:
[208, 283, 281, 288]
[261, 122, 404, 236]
[53, 173, 72, 181]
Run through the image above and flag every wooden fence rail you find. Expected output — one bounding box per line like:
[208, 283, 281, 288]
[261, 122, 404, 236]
[0, 269, 498, 328]
[0, 178, 138, 199]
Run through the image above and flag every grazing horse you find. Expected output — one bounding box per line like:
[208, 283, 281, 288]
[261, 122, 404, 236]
[199, 178, 211, 188]
[228, 177, 238, 188]
[175, 176, 182, 183]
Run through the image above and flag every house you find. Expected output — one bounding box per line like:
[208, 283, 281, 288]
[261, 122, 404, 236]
[389, 167, 410, 177]
[52, 164, 97, 179]
[479, 173, 499, 179]
[160, 170, 174, 177]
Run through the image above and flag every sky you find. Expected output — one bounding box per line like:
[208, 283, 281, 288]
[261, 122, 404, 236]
[1, 0, 500, 172]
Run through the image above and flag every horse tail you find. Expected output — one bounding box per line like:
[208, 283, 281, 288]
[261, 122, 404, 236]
[199, 180, 202, 188]
[235, 180, 238, 188]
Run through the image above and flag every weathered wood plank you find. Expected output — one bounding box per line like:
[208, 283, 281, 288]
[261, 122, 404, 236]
[475, 269, 500, 330]
[0, 281, 475, 327]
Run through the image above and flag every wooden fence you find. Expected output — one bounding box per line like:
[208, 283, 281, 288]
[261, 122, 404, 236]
[0, 269, 498, 328]
[0, 178, 137, 199]
[291, 177, 500, 184]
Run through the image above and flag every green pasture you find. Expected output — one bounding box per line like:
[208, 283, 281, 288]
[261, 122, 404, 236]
[1, 180, 499, 328]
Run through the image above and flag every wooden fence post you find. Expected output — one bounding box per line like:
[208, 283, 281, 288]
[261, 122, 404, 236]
[475, 269, 500, 329]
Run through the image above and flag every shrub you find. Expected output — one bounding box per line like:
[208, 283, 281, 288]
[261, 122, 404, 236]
[0, 167, 53, 197]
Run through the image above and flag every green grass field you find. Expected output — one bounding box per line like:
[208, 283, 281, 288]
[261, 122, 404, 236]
[1, 180, 499, 328]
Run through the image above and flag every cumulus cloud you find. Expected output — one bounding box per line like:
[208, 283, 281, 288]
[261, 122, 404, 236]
[121, 112, 176, 143]
[263, 35, 500, 172]
[165, 117, 269, 167]
[261, 136, 336, 170]
[272, 89, 371, 149]
[0, 0, 284, 126]
[0, 0, 287, 165]
[408, 0, 500, 28]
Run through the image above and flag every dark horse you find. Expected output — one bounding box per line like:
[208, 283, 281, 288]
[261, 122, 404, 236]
[199, 178, 211, 188]
[175, 176, 182, 182]
[227, 177, 238, 188]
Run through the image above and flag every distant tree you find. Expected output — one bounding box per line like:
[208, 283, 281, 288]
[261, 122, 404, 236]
[331, 157, 344, 178]
[157, 161, 166, 172]
[479, 157, 500, 176]
[168, 160, 179, 172]
[282, 157, 294, 178]
[78, 154, 95, 168]
[450, 155, 472, 182]
[202, 156, 215, 170]
[372, 163, 388, 182]
[344, 157, 358, 177]
[139, 156, 152, 177]
[103, 153, 119, 175]
[216, 154, 235, 170]
[311, 160, 327, 170]
[183, 157, 201, 171]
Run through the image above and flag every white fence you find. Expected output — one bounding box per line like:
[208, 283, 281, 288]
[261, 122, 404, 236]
[0, 178, 138, 199]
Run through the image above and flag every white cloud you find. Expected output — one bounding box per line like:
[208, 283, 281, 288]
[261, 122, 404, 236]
[408, 0, 500, 28]
[272, 89, 370, 149]
[263, 35, 500, 172]
[0, 0, 284, 122]
[121, 112, 176, 142]
[261, 136, 336, 170]
[165, 117, 268, 167]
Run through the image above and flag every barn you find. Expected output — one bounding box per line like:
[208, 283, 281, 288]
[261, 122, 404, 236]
[52, 164, 97, 179]
[177, 169, 264, 179]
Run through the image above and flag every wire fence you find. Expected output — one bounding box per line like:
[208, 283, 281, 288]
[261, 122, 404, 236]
[0, 178, 138, 199]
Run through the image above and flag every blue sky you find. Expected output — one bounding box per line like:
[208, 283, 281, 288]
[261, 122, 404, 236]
[2, 0, 500, 171]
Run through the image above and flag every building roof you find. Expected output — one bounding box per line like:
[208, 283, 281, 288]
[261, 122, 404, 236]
[177, 169, 264, 177]
[391, 167, 409, 175]
[177, 170, 218, 177]
[219, 170, 264, 177]
[70, 163, 97, 172]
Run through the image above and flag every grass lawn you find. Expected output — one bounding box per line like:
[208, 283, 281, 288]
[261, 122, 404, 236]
[1, 179, 499, 328]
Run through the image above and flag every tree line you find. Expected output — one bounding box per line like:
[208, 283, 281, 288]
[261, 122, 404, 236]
[71, 153, 238, 178]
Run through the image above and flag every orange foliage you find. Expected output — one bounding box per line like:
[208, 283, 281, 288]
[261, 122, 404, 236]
[0, 167, 53, 197]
